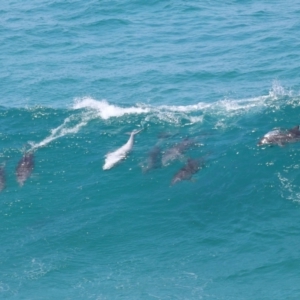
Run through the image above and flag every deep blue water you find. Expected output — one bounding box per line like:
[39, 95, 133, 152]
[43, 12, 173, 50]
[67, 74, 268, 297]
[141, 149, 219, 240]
[1, 1, 300, 299]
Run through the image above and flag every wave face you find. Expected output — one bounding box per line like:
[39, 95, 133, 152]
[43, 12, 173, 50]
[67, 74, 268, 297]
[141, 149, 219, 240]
[2, 86, 300, 299]
[1, 0, 300, 299]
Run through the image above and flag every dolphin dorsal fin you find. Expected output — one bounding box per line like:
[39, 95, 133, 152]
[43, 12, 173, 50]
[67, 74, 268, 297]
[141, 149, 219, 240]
[289, 125, 300, 134]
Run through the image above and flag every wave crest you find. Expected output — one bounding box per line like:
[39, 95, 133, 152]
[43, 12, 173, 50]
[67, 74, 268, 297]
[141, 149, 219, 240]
[73, 97, 150, 119]
[29, 82, 299, 151]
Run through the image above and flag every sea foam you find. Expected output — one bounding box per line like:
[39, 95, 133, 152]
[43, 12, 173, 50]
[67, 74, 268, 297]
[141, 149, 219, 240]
[29, 82, 293, 151]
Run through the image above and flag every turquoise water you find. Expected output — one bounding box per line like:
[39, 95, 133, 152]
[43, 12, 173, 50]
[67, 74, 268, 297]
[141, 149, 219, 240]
[1, 1, 300, 299]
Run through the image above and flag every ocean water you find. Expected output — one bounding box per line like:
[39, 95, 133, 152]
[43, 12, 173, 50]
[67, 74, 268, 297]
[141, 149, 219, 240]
[1, 1, 300, 299]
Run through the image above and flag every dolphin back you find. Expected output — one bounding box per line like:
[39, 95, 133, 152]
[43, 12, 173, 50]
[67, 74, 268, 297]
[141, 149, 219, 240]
[16, 151, 34, 186]
[171, 157, 203, 185]
[289, 125, 300, 135]
[103, 129, 143, 170]
[0, 165, 6, 191]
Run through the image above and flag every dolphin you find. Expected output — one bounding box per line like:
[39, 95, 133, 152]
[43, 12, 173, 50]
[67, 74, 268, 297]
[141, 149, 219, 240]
[16, 151, 34, 186]
[171, 157, 203, 185]
[142, 132, 177, 173]
[162, 138, 195, 166]
[0, 164, 6, 191]
[142, 145, 162, 173]
[157, 132, 177, 139]
[258, 125, 300, 146]
[103, 129, 142, 170]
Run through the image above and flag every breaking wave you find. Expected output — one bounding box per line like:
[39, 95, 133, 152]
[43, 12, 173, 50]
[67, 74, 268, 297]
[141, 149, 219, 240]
[73, 98, 150, 119]
[73, 81, 296, 120]
[29, 82, 298, 151]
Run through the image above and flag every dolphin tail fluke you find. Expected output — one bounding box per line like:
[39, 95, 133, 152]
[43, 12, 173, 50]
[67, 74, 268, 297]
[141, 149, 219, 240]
[126, 129, 143, 135]
[133, 128, 143, 135]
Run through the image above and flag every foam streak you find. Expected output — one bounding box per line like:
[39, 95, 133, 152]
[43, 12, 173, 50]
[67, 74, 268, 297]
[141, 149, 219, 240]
[30, 114, 89, 151]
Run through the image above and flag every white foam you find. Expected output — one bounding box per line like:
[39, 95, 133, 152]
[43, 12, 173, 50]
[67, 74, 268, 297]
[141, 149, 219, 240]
[29, 82, 295, 151]
[154, 102, 211, 112]
[0, 282, 9, 292]
[72, 81, 293, 124]
[147, 95, 276, 117]
[269, 80, 292, 99]
[29, 113, 90, 151]
[73, 97, 150, 119]
[24, 258, 51, 280]
[278, 173, 300, 203]
[71, 95, 271, 125]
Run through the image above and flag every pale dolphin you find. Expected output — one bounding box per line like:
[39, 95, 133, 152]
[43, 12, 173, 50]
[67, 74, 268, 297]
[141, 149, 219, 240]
[103, 129, 142, 170]
[16, 151, 34, 186]
[258, 125, 300, 146]
[171, 157, 203, 185]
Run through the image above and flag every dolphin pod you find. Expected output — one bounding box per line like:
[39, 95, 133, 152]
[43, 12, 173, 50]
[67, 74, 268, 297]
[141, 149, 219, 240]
[1, 124, 300, 191]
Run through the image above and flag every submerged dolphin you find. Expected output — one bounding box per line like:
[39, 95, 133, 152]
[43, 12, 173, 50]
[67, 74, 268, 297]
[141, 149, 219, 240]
[0, 164, 6, 191]
[142, 132, 176, 173]
[103, 129, 142, 170]
[142, 145, 162, 173]
[162, 138, 195, 166]
[258, 125, 300, 146]
[171, 158, 203, 185]
[16, 152, 34, 186]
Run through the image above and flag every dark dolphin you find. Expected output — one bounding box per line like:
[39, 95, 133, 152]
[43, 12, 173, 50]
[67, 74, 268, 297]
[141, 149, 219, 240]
[258, 125, 300, 146]
[0, 164, 5, 191]
[157, 132, 177, 139]
[142, 132, 176, 173]
[143, 145, 162, 173]
[162, 138, 195, 166]
[171, 157, 203, 185]
[16, 152, 34, 186]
